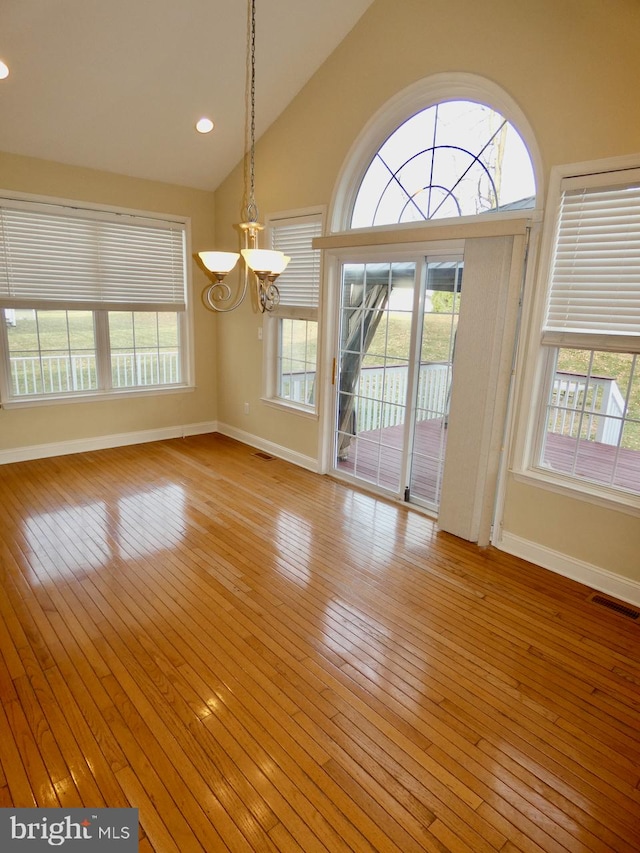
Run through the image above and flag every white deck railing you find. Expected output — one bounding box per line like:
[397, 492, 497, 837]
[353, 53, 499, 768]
[549, 370, 625, 445]
[10, 351, 180, 395]
[283, 362, 451, 431]
[286, 363, 624, 446]
[11, 356, 625, 447]
[353, 363, 451, 432]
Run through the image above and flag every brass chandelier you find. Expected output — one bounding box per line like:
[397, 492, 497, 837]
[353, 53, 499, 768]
[198, 0, 290, 313]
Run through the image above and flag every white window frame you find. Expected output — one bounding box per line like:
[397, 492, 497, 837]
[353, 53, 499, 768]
[0, 191, 193, 407]
[515, 156, 640, 513]
[262, 208, 324, 416]
[328, 73, 542, 235]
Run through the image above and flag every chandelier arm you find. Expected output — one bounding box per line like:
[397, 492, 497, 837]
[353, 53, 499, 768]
[255, 276, 281, 313]
[204, 273, 249, 313]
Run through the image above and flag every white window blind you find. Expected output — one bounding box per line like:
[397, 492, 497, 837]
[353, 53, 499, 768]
[0, 200, 187, 311]
[542, 169, 640, 353]
[270, 214, 322, 313]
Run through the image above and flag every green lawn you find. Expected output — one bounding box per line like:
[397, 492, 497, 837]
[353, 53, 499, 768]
[369, 311, 455, 364]
[6, 309, 179, 353]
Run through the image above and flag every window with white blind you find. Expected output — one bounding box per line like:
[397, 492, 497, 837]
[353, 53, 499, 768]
[271, 214, 322, 315]
[0, 196, 190, 404]
[534, 167, 640, 500]
[264, 211, 323, 412]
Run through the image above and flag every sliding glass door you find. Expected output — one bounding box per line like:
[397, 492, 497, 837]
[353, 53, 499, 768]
[333, 256, 462, 513]
[408, 259, 462, 508]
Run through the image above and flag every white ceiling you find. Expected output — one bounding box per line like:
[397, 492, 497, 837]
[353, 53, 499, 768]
[0, 0, 374, 191]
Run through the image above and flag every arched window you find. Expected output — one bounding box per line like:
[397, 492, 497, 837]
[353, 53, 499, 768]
[323, 78, 541, 530]
[350, 100, 535, 229]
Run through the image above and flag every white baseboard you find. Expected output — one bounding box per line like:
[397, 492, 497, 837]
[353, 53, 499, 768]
[497, 531, 640, 607]
[0, 421, 219, 465]
[0, 419, 318, 473]
[216, 422, 319, 473]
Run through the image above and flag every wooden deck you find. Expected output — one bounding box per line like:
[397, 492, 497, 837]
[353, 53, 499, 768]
[0, 434, 639, 851]
[544, 432, 640, 493]
[336, 418, 448, 503]
[337, 418, 640, 499]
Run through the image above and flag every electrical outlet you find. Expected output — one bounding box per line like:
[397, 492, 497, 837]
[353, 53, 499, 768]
[244, 402, 250, 415]
[258, 326, 263, 340]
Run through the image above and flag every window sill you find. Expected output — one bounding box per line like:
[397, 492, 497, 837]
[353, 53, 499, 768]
[1, 384, 194, 410]
[260, 397, 318, 419]
[512, 466, 640, 518]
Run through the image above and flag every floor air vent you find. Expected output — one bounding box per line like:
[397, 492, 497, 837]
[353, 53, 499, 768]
[253, 451, 274, 461]
[589, 593, 640, 621]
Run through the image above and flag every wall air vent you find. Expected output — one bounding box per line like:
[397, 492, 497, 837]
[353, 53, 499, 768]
[588, 593, 640, 621]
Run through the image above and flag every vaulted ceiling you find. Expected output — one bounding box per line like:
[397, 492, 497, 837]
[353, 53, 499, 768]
[0, 0, 374, 190]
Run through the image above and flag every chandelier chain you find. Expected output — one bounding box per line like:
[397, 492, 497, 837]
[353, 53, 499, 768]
[246, 0, 258, 223]
[198, 0, 289, 312]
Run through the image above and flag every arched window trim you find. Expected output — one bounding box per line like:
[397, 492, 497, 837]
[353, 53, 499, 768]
[328, 73, 542, 235]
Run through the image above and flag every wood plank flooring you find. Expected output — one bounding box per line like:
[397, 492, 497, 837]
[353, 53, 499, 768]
[0, 433, 639, 852]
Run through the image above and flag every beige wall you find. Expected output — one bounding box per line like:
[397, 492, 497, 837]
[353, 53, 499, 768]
[502, 481, 640, 579]
[0, 151, 218, 451]
[214, 0, 640, 582]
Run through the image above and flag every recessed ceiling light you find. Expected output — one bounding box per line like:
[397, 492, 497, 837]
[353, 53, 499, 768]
[196, 117, 214, 134]
[0, 61, 9, 80]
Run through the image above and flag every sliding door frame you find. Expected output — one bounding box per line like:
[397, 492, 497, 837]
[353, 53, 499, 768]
[316, 220, 533, 544]
[317, 240, 463, 499]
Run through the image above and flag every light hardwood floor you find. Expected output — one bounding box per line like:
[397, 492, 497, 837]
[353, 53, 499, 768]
[0, 433, 639, 852]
